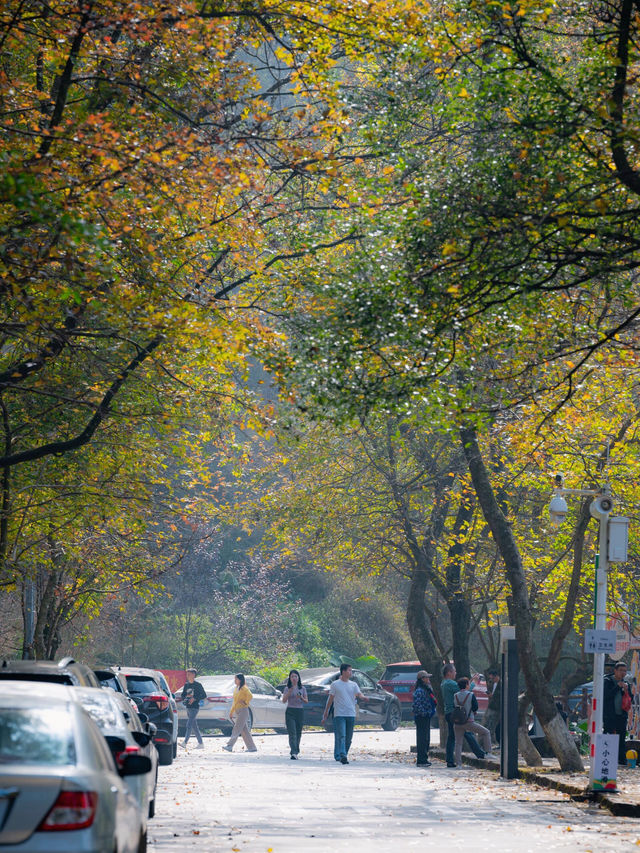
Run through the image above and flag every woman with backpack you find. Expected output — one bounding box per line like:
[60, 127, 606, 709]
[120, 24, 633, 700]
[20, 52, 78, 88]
[412, 670, 436, 766]
[452, 677, 492, 766]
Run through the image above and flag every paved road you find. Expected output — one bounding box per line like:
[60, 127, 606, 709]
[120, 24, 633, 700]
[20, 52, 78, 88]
[149, 728, 639, 852]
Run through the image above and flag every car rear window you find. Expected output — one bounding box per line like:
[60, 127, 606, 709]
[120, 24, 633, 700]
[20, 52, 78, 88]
[75, 692, 121, 730]
[0, 672, 74, 684]
[381, 668, 420, 682]
[0, 708, 75, 765]
[95, 673, 122, 692]
[125, 676, 160, 695]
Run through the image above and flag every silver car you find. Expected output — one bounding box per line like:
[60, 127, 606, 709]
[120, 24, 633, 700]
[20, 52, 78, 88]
[72, 687, 159, 822]
[175, 674, 286, 735]
[0, 682, 150, 852]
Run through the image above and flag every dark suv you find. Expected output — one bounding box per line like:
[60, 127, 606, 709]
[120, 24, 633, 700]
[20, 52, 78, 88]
[115, 666, 178, 765]
[0, 656, 101, 687]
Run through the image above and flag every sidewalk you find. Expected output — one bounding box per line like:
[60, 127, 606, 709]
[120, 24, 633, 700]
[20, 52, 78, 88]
[428, 745, 640, 817]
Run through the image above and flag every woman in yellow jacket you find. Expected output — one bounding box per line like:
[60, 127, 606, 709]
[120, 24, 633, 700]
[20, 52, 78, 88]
[223, 673, 257, 752]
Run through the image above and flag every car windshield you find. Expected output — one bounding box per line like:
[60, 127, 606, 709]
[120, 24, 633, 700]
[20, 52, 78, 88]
[125, 676, 161, 695]
[198, 676, 235, 692]
[317, 674, 339, 685]
[0, 708, 75, 765]
[75, 690, 121, 730]
[381, 668, 420, 681]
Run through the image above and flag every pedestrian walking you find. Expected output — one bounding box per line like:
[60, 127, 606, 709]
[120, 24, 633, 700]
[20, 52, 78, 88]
[412, 670, 436, 766]
[180, 668, 206, 749]
[603, 661, 632, 766]
[282, 669, 308, 759]
[223, 673, 257, 753]
[453, 677, 491, 766]
[483, 668, 501, 746]
[441, 663, 486, 766]
[321, 663, 365, 765]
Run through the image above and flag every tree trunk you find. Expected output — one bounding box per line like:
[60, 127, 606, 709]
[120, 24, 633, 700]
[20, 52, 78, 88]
[406, 568, 441, 671]
[519, 726, 543, 766]
[518, 694, 543, 766]
[461, 425, 583, 772]
[449, 597, 471, 677]
[445, 487, 475, 678]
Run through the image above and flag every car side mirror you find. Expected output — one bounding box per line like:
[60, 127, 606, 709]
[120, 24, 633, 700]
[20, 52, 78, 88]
[120, 754, 152, 777]
[146, 722, 157, 736]
[132, 731, 152, 748]
[137, 712, 149, 725]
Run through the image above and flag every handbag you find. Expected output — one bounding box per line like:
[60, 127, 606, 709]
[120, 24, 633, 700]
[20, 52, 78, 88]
[622, 689, 632, 712]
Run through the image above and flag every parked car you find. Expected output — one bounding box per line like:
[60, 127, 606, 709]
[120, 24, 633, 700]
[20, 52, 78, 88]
[277, 667, 402, 731]
[175, 674, 287, 735]
[0, 656, 101, 688]
[155, 670, 180, 739]
[379, 661, 488, 721]
[0, 681, 151, 853]
[115, 666, 178, 765]
[72, 687, 158, 821]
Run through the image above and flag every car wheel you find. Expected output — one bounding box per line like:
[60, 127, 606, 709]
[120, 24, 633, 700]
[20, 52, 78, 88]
[137, 831, 147, 853]
[149, 797, 155, 819]
[382, 702, 401, 731]
[158, 744, 173, 766]
[173, 740, 177, 758]
[246, 709, 253, 732]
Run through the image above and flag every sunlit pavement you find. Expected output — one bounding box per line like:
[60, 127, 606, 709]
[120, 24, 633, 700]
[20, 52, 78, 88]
[149, 727, 640, 851]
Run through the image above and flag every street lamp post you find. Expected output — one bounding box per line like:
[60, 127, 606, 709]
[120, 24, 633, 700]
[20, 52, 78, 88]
[589, 491, 613, 791]
[549, 477, 625, 792]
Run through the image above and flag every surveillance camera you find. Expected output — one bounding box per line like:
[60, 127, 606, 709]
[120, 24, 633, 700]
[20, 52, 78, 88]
[590, 494, 614, 519]
[549, 494, 569, 526]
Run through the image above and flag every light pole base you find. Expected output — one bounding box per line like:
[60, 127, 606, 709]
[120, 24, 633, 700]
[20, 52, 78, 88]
[588, 733, 619, 792]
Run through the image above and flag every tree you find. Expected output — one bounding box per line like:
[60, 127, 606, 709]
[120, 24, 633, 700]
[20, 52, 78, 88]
[235, 409, 504, 682]
[3, 0, 436, 646]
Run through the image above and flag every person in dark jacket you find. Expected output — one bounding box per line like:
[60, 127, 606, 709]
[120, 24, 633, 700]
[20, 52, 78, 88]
[484, 668, 501, 745]
[181, 668, 207, 749]
[603, 661, 631, 766]
[412, 670, 436, 766]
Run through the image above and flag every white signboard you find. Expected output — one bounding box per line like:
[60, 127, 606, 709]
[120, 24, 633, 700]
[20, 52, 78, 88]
[584, 629, 617, 654]
[592, 733, 619, 792]
[606, 616, 632, 659]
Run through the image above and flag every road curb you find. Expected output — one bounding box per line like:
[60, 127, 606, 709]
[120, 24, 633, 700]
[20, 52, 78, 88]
[428, 747, 640, 817]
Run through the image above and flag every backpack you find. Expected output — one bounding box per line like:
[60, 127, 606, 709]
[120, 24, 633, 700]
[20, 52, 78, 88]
[452, 691, 471, 725]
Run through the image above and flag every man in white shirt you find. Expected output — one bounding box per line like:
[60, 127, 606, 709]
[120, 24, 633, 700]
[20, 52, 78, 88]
[322, 663, 365, 764]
